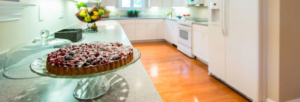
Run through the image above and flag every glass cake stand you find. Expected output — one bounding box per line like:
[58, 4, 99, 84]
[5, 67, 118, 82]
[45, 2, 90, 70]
[30, 48, 141, 100]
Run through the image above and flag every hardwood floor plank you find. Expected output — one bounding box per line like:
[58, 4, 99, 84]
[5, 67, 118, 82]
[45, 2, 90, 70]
[132, 42, 250, 102]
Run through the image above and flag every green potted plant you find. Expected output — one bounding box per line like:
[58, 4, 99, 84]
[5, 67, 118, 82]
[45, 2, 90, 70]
[127, 10, 139, 17]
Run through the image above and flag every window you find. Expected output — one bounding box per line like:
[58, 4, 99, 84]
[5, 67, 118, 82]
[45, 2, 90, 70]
[119, 0, 144, 9]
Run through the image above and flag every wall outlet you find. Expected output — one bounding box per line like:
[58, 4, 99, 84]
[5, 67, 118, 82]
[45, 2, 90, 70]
[39, 5, 44, 21]
[58, 6, 64, 19]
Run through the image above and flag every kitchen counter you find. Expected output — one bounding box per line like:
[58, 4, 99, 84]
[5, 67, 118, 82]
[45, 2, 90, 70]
[0, 21, 162, 102]
[102, 17, 209, 26]
[165, 17, 180, 21]
[165, 17, 209, 26]
[102, 16, 165, 20]
[193, 22, 209, 26]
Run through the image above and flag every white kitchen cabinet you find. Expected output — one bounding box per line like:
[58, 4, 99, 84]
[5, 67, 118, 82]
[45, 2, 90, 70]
[172, 0, 187, 7]
[204, 0, 209, 6]
[100, 0, 116, 6]
[193, 31, 208, 62]
[148, 0, 162, 7]
[135, 23, 158, 40]
[170, 21, 178, 45]
[193, 31, 201, 57]
[165, 20, 178, 45]
[147, 24, 158, 39]
[135, 19, 158, 40]
[164, 21, 172, 43]
[135, 24, 148, 40]
[117, 19, 163, 41]
[193, 24, 209, 63]
[162, 0, 172, 7]
[118, 20, 136, 41]
[121, 24, 136, 40]
[157, 19, 165, 39]
[201, 33, 208, 61]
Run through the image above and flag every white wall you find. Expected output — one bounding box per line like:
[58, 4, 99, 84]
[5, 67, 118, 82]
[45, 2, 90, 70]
[265, 0, 300, 101]
[0, 0, 80, 52]
[173, 6, 208, 18]
[265, 0, 280, 101]
[105, 0, 208, 18]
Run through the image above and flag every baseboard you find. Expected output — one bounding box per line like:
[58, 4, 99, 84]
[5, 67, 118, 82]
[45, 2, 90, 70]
[266, 98, 275, 102]
[286, 97, 300, 102]
[130, 39, 166, 43]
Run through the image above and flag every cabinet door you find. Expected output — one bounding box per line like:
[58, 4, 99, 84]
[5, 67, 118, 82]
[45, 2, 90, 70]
[193, 31, 209, 62]
[172, 0, 178, 7]
[165, 20, 172, 43]
[121, 24, 136, 41]
[135, 24, 147, 40]
[101, 0, 116, 6]
[204, 0, 209, 6]
[163, 0, 172, 7]
[149, 0, 162, 7]
[171, 22, 178, 45]
[172, 0, 187, 7]
[108, 0, 117, 6]
[193, 31, 202, 57]
[147, 24, 158, 39]
[203, 33, 209, 62]
[157, 19, 165, 39]
[200, 33, 208, 62]
[100, 0, 107, 6]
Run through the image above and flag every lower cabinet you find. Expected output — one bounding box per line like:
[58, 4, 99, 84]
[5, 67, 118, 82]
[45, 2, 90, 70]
[193, 30, 209, 63]
[135, 24, 158, 40]
[165, 20, 178, 45]
[117, 19, 163, 41]
[157, 19, 165, 39]
[121, 24, 136, 40]
[135, 24, 148, 40]
[147, 24, 158, 39]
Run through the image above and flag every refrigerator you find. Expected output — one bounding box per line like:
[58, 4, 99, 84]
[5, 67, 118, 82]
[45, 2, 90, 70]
[208, 0, 262, 102]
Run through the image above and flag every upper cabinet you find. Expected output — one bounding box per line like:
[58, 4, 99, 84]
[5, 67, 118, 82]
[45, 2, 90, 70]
[148, 0, 163, 7]
[162, 0, 172, 7]
[100, 0, 116, 6]
[187, 0, 203, 6]
[204, 0, 209, 6]
[172, 0, 187, 7]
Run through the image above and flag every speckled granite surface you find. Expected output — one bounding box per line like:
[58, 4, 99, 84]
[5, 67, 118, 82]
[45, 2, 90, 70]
[101, 16, 165, 20]
[0, 52, 6, 72]
[0, 21, 162, 102]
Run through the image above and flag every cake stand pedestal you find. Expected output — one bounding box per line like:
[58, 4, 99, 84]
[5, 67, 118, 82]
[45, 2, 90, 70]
[73, 75, 110, 99]
[30, 48, 141, 100]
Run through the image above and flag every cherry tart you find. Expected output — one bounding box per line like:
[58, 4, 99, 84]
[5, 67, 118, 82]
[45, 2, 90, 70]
[46, 42, 134, 75]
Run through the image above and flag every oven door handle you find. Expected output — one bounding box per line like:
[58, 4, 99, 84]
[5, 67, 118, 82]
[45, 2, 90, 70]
[178, 25, 191, 31]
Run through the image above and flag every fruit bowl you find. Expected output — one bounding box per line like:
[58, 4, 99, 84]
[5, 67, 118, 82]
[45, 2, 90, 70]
[75, 6, 104, 23]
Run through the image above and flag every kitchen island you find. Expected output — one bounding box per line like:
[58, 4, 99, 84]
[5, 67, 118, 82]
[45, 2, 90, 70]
[0, 21, 162, 102]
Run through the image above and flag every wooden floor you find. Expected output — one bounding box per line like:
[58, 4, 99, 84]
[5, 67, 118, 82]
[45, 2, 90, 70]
[132, 42, 249, 102]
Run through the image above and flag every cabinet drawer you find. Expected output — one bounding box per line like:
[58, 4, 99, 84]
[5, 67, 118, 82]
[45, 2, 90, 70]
[193, 24, 209, 33]
[135, 19, 158, 23]
[117, 20, 136, 24]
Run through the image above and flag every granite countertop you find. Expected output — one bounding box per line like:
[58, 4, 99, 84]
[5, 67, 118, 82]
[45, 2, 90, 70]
[101, 16, 209, 26]
[165, 17, 209, 26]
[0, 21, 162, 102]
[101, 16, 165, 20]
[193, 22, 209, 26]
